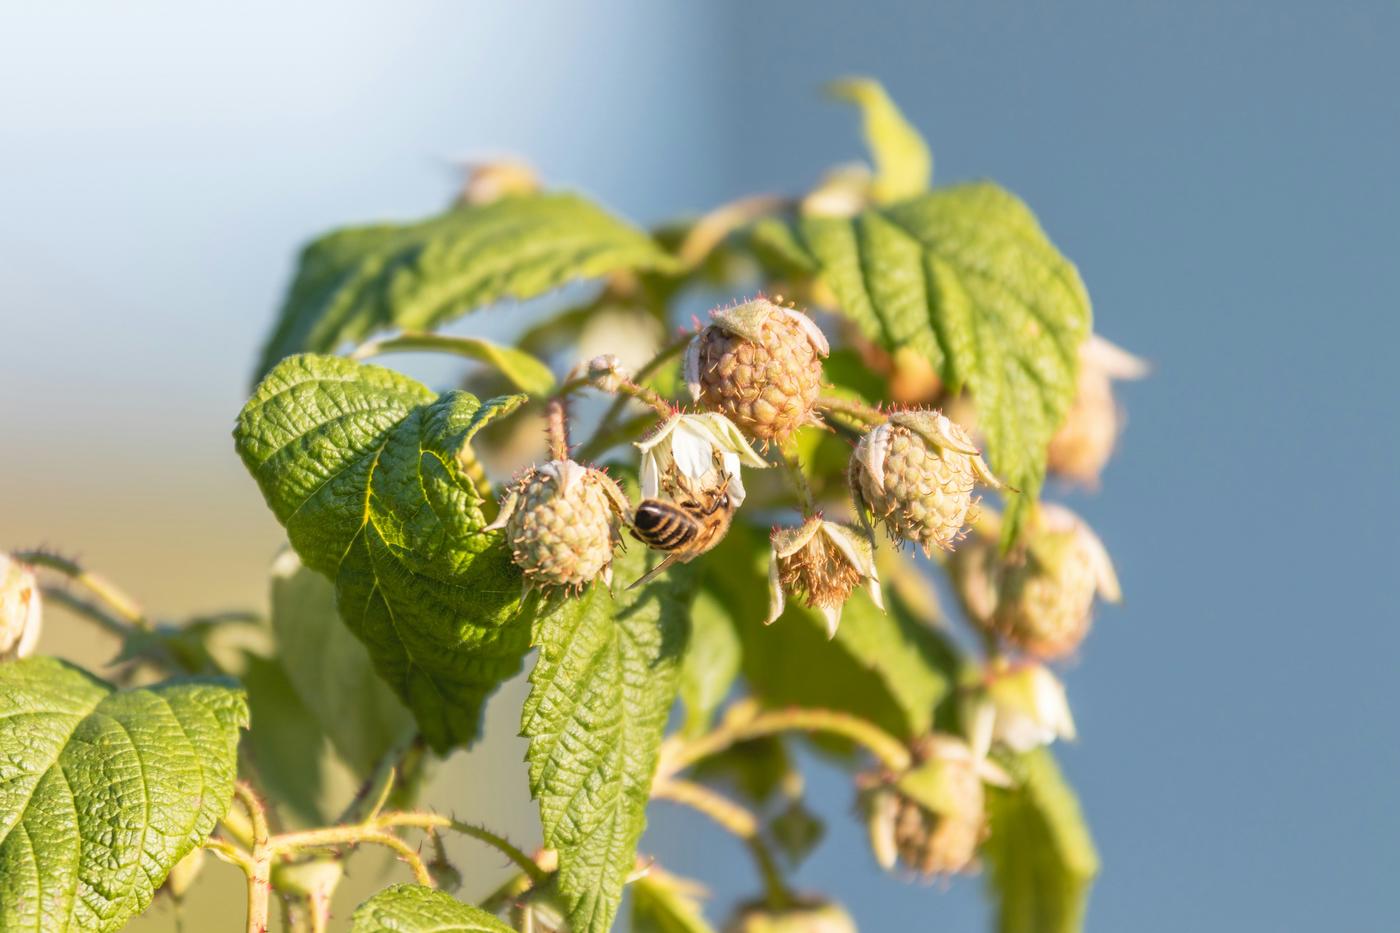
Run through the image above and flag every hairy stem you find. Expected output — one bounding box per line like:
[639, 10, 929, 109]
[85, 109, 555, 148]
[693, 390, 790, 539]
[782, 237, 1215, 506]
[662, 706, 911, 777]
[815, 394, 887, 428]
[15, 550, 150, 631]
[583, 336, 689, 456]
[231, 783, 272, 933]
[378, 813, 546, 883]
[776, 438, 816, 515]
[652, 779, 791, 910]
[544, 396, 571, 460]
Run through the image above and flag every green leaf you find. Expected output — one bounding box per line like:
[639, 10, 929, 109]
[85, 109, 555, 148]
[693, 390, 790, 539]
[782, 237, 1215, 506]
[632, 868, 717, 933]
[984, 748, 1100, 933]
[233, 353, 530, 752]
[353, 332, 556, 397]
[350, 883, 514, 933]
[828, 77, 932, 202]
[256, 192, 679, 378]
[520, 546, 693, 933]
[754, 182, 1091, 540]
[717, 526, 954, 740]
[270, 549, 415, 775]
[678, 588, 741, 738]
[0, 658, 247, 932]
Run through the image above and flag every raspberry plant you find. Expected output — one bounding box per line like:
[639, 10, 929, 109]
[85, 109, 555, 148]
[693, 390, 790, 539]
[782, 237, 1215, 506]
[0, 79, 1144, 932]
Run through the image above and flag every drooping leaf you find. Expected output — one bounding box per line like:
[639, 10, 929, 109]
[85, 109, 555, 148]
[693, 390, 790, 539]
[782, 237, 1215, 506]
[0, 658, 247, 932]
[753, 182, 1091, 540]
[353, 332, 557, 398]
[678, 587, 741, 738]
[984, 748, 1100, 933]
[631, 867, 717, 933]
[269, 549, 415, 775]
[233, 353, 529, 751]
[717, 525, 955, 741]
[828, 77, 932, 202]
[256, 192, 679, 378]
[520, 546, 694, 933]
[769, 799, 826, 868]
[350, 883, 514, 933]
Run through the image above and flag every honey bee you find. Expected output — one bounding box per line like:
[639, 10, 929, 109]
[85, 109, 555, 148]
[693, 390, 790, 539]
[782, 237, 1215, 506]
[628, 474, 736, 589]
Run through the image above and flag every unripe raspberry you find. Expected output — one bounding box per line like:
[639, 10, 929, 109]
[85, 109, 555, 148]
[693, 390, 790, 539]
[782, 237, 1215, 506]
[1047, 335, 1148, 487]
[724, 897, 856, 933]
[951, 504, 1120, 659]
[0, 554, 42, 661]
[487, 460, 630, 592]
[848, 410, 1001, 555]
[766, 517, 882, 638]
[684, 297, 829, 444]
[861, 736, 1007, 878]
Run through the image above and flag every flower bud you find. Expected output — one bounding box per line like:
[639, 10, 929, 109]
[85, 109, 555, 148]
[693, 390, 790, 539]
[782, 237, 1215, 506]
[767, 518, 882, 638]
[972, 661, 1077, 754]
[951, 504, 1120, 659]
[684, 297, 829, 444]
[0, 554, 42, 661]
[487, 460, 631, 591]
[848, 409, 1001, 555]
[724, 897, 857, 933]
[585, 353, 631, 394]
[1047, 335, 1148, 487]
[860, 736, 1008, 878]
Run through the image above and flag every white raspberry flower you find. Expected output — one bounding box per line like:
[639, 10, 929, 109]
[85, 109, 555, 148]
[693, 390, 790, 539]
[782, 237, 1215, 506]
[0, 554, 42, 661]
[636, 411, 768, 507]
[683, 297, 829, 444]
[766, 517, 882, 638]
[862, 735, 1009, 878]
[487, 459, 630, 592]
[849, 409, 1001, 555]
[1048, 335, 1148, 487]
[968, 661, 1077, 755]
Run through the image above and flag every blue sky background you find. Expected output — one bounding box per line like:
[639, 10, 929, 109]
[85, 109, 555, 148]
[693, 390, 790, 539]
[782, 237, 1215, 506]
[3, 2, 1397, 930]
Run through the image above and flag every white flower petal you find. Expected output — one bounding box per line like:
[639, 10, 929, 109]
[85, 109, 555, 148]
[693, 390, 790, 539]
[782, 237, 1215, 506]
[766, 550, 785, 625]
[722, 451, 747, 507]
[821, 604, 841, 639]
[640, 452, 661, 499]
[861, 423, 891, 491]
[692, 412, 768, 468]
[635, 413, 680, 454]
[670, 424, 716, 481]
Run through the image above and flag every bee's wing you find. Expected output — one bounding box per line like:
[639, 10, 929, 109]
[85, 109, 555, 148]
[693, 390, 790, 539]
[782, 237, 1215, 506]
[627, 552, 682, 590]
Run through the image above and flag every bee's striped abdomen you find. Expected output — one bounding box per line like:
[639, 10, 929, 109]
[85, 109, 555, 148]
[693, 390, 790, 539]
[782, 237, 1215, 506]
[633, 500, 698, 551]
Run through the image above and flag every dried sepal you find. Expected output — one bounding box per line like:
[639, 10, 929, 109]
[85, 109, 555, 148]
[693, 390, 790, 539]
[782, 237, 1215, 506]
[766, 517, 882, 637]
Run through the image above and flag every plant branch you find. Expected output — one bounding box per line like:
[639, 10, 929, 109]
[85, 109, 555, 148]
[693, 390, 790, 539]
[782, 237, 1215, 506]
[661, 706, 911, 777]
[231, 782, 272, 933]
[378, 812, 546, 884]
[652, 779, 791, 910]
[544, 396, 571, 460]
[775, 437, 816, 515]
[15, 550, 150, 631]
[676, 193, 789, 268]
[815, 395, 887, 428]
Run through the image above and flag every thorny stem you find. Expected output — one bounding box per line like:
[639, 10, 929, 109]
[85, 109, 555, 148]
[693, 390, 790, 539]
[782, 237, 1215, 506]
[815, 394, 887, 428]
[377, 812, 546, 884]
[232, 782, 272, 933]
[652, 779, 792, 911]
[545, 396, 571, 460]
[660, 705, 912, 778]
[15, 550, 151, 632]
